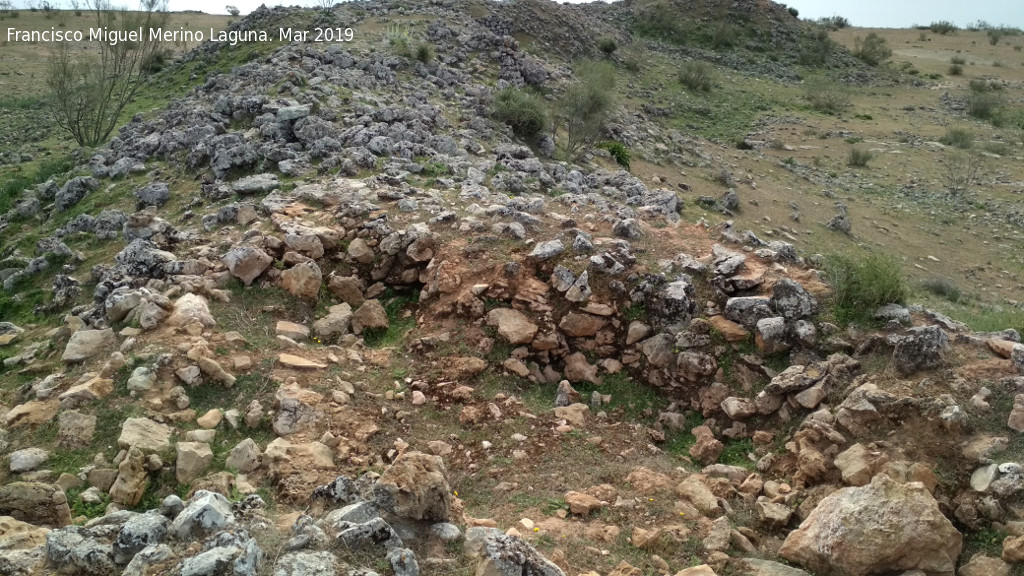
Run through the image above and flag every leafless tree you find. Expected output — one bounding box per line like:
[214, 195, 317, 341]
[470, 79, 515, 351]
[47, 0, 168, 147]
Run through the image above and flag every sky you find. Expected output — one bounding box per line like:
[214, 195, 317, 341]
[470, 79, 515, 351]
[17, 0, 1024, 28]
[782, 0, 1024, 29]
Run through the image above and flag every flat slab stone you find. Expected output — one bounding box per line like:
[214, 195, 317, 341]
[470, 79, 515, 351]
[278, 354, 326, 370]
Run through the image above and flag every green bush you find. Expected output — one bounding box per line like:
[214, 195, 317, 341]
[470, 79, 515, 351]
[554, 60, 616, 160]
[597, 37, 617, 57]
[948, 63, 963, 76]
[853, 33, 892, 65]
[939, 127, 973, 149]
[921, 277, 964, 303]
[414, 43, 434, 63]
[598, 140, 630, 171]
[950, 55, 967, 65]
[824, 252, 907, 324]
[968, 86, 1003, 122]
[678, 60, 714, 92]
[804, 80, 850, 115]
[988, 29, 1004, 45]
[632, 0, 688, 44]
[787, 6, 798, 17]
[818, 15, 850, 30]
[847, 147, 873, 167]
[492, 88, 548, 141]
[930, 21, 958, 35]
[800, 29, 836, 66]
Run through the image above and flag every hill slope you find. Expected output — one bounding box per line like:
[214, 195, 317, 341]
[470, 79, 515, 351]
[1, 1, 1024, 575]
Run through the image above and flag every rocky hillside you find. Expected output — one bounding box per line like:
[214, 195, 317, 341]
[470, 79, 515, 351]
[1, 1, 1024, 576]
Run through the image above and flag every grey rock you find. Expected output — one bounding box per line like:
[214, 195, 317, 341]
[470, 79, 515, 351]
[612, 218, 641, 239]
[273, 551, 338, 576]
[336, 517, 403, 551]
[889, 325, 950, 376]
[168, 491, 236, 540]
[45, 526, 116, 575]
[564, 270, 591, 303]
[725, 297, 775, 329]
[126, 367, 156, 392]
[159, 495, 184, 519]
[550, 266, 575, 292]
[873, 303, 911, 325]
[113, 513, 169, 564]
[232, 173, 280, 195]
[770, 279, 818, 320]
[464, 527, 565, 576]
[62, 329, 117, 363]
[121, 544, 172, 576]
[223, 245, 273, 286]
[528, 240, 564, 261]
[134, 182, 170, 209]
[388, 547, 419, 576]
[55, 177, 100, 212]
[9, 448, 48, 473]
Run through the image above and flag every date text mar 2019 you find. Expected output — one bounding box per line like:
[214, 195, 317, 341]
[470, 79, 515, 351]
[279, 28, 353, 42]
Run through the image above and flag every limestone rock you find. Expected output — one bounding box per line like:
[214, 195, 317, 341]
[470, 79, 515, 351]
[168, 491, 236, 540]
[676, 475, 722, 517]
[167, 293, 216, 328]
[176, 442, 213, 484]
[565, 491, 602, 515]
[889, 325, 950, 376]
[281, 260, 322, 299]
[959, 554, 1009, 576]
[62, 329, 117, 363]
[272, 382, 326, 436]
[222, 245, 273, 286]
[464, 527, 565, 576]
[373, 451, 451, 522]
[779, 474, 962, 576]
[486, 308, 538, 345]
[0, 482, 72, 527]
[352, 299, 389, 335]
[109, 446, 148, 507]
[118, 418, 172, 452]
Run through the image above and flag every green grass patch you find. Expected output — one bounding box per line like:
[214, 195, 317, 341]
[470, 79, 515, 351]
[822, 251, 907, 325]
[362, 288, 419, 348]
[0, 155, 75, 215]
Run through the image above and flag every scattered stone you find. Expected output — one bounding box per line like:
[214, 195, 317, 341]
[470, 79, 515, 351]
[486, 308, 538, 345]
[62, 329, 117, 363]
[779, 474, 961, 575]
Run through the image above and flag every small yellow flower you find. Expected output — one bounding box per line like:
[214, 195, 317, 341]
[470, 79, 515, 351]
[533, 527, 539, 532]
[453, 491, 459, 496]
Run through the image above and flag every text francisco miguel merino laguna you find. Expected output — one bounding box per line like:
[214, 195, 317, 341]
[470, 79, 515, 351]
[7, 25, 355, 46]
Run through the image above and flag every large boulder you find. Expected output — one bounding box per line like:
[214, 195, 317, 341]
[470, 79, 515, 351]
[779, 474, 962, 576]
[0, 482, 72, 527]
[281, 261, 322, 299]
[464, 527, 565, 576]
[373, 452, 451, 522]
[168, 491, 236, 540]
[769, 278, 818, 320]
[222, 245, 273, 286]
[62, 329, 117, 363]
[889, 325, 950, 376]
[486, 308, 538, 345]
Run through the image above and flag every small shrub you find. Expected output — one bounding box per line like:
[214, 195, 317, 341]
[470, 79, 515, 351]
[678, 60, 714, 92]
[819, 15, 850, 30]
[633, 1, 688, 44]
[944, 151, 982, 193]
[598, 140, 630, 171]
[951, 55, 966, 65]
[414, 43, 434, 64]
[930, 21, 957, 34]
[988, 29, 1003, 45]
[823, 251, 907, 324]
[710, 21, 737, 49]
[847, 147, 872, 167]
[854, 33, 892, 66]
[968, 90, 1003, 122]
[804, 80, 850, 115]
[948, 63, 963, 76]
[597, 37, 617, 57]
[922, 277, 964, 303]
[939, 127, 973, 149]
[787, 6, 798, 17]
[492, 88, 548, 141]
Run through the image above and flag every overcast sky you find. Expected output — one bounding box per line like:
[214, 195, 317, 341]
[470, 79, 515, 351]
[783, 0, 1023, 29]
[25, 0, 1024, 28]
